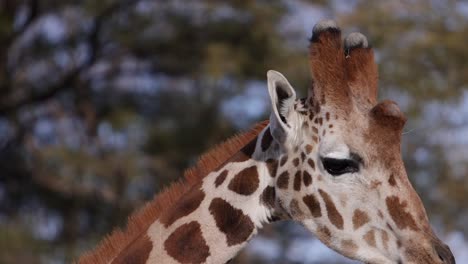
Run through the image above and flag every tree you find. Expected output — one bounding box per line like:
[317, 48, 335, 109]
[0, 0, 466, 263]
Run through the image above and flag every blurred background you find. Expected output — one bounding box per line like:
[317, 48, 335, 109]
[0, 0, 467, 263]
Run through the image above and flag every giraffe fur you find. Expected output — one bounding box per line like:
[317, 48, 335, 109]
[78, 20, 455, 264]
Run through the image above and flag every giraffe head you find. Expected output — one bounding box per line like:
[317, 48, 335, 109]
[265, 20, 455, 264]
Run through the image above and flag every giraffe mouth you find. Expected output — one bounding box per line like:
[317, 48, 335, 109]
[397, 238, 456, 264]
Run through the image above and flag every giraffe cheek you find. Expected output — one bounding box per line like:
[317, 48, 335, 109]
[319, 189, 344, 230]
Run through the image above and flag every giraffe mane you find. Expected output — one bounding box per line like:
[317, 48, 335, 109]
[78, 120, 269, 264]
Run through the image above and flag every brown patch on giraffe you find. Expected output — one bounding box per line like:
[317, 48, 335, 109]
[290, 199, 304, 217]
[159, 186, 205, 228]
[214, 170, 228, 187]
[403, 246, 434, 264]
[164, 221, 210, 264]
[314, 103, 321, 114]
[352, 209, 370, 230]
[280, 155, 288, 166]
[260, 186, 276, 209]
[209, 198, 255, 246]
[322, 130, 326, 137]
[238, 136, 258, 162]
[293, 171, 302, 191]
[363, 230, 376, 247]
[370, 180, 382, 189]
[293, 157, 300, 167]
[312, 127, 319, 134]
[265, 159, 278, 178]
[385, 196, 418, 231]
[303, 194, 322, 217]
[228, 166, 259, 196]
[312, 136, 318, 143]
[317, 226, 332, 245]
[112, 234, 152, 264]
[321, 96, 326, 105]
[318, 117, 323, 125]
[261, 127, 273, 152]
[388, 173, 397, 186]
[329, 124, 333, 128]
[78, 121, 269, 264]
[307, 159, 316, 170]
[303, 171, 312, 187]
[276, 171, 289, 189]
[341, 239, 358, 256]
[305, 144, 313, 154]
[381, 230, 389, 250]
[301, 152, 306, 162]
[319, 189, 344, 229]
[326, 112, 330, 121]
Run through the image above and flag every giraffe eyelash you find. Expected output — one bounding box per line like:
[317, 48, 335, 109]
[321, 156, 361, 176]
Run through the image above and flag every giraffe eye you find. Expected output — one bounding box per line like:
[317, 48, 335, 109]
[321, 157, 360, 176]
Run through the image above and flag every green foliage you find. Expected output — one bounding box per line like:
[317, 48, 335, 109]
[341, 1, 468, 105]
[0, 223, 45, 264]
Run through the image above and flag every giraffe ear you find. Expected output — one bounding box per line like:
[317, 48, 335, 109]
[267, 70, 296, 143]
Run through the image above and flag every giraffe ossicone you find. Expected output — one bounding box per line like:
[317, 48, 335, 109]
[79, 20, 455, 264]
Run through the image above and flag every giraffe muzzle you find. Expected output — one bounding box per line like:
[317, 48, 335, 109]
[433, 239, 456, 264]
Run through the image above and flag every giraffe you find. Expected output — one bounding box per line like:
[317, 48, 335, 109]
[79, 20, 456, 264]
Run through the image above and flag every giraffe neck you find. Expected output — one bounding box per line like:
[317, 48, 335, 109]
[141, 125, 280, 264]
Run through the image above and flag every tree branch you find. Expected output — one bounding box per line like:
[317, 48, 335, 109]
[0, 0, 39, 90]
[12, 0, 39, 40]
[0, 0, 138, 115]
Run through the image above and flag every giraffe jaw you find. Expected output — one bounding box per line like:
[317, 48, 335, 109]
[299, 220, 407, 264]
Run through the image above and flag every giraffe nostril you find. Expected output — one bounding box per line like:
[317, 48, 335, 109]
[434, 241, 456, 264]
